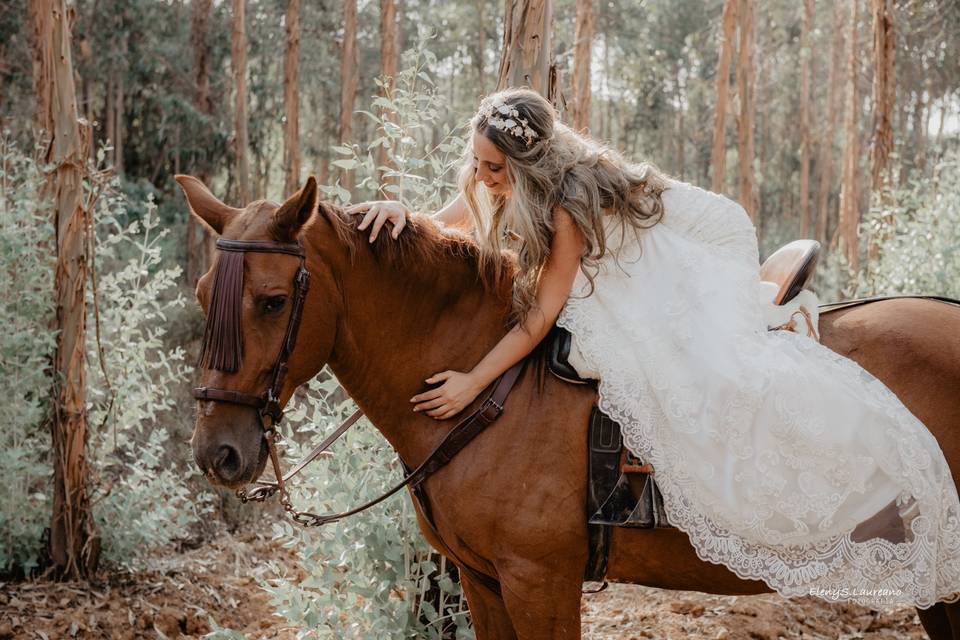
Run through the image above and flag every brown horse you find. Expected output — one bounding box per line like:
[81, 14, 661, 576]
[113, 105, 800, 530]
[176, 175, 960, 640]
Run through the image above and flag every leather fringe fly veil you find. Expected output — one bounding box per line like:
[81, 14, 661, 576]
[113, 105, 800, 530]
[198, 249, 245, 372]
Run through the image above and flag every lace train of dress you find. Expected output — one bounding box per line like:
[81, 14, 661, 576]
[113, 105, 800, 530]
[556, 179, 960, 609]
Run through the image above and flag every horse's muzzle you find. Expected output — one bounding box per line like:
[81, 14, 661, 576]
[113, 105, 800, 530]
[192, 424, 267, 488]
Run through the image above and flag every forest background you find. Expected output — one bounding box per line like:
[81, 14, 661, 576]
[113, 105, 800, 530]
[2, 0, 959, 637]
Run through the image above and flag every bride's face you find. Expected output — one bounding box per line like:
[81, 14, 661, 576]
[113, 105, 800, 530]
[472, 131, 511, 196]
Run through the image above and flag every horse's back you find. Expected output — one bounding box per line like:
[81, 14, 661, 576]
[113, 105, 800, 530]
[820, 297, 960, 482]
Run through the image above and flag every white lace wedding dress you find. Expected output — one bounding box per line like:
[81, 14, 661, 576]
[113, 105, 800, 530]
[555, 178, 960, 609]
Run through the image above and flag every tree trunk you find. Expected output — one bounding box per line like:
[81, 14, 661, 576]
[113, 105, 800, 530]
[32, 0, 99, 578]
[570, 0, 593, 131]
[798, 0, 813, 237]
[376, 0, 398, 197]
[496, 0, 553, 95]
[869, 0, 895, 191]
[736, 0, 756, 222]
[187, 0, 214, 287]
[935, 97, 946, 145]
[816, 1, 846, 246]
[114, 59, 123, 174]
[380, 0, 398, 88]
[77, 21, 93, 160]
[191, 0, 213, 121]
[711, 0, 738, 194]
[104, 76, 113, 158]
[912, 80, 926, 171]
[339, 0, 358, 192]
[476, 0, 487, 93]
[0, 43, 6, 113]
[283, 0, 301, 195]
[675, 63, 685, 179]
[838, 0, 861, 269]
[600, 10, 609, 140]
[232, 0, 250, 202]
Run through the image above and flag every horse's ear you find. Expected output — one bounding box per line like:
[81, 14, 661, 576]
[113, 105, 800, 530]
[271, 176, 318, 241]
[174, 175, 241, 235]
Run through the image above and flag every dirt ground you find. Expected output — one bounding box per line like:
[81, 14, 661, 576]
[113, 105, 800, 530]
[581, 584, 925, 640]
[0, 533, 300, 640]
[0, 533, 928, 639]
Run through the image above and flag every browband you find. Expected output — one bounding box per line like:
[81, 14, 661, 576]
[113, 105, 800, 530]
[216, 239, 305, 256]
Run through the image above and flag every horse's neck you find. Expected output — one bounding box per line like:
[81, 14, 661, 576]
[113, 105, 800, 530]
[321, 239, 511, 466]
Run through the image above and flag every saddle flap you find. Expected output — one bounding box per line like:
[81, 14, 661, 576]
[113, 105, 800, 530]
[586, 406, 673, 529]
[546, 326, 598, 384]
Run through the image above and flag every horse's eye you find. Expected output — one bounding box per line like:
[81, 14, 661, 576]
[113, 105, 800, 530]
[261, 295, 287, 314]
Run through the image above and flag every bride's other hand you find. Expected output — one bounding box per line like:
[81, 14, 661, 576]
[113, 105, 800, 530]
[344, 200, 409, 242]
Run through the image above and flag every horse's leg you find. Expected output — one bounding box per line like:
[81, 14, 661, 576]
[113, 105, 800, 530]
[944, 601, 960, 640]
[459, 572, 518, 640]
[918, 603, 954, 640]
[497, 565, 583, 640]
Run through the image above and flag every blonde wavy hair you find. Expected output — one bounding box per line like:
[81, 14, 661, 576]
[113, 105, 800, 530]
[459, 87, 668, 327]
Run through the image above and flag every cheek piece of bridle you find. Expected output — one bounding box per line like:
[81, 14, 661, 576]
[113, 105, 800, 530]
[193, 237, 525, 529]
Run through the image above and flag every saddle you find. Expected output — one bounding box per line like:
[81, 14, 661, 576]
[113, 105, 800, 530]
[547, 239, 822, 581]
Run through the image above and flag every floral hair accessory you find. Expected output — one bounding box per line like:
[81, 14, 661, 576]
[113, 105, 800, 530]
[477, 96, 539, 146]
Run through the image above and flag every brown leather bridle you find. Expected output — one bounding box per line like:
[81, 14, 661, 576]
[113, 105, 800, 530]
[191, 237, 324, 521]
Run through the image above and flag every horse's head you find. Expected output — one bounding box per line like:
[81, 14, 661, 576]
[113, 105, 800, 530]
[176, 175, 341, 487]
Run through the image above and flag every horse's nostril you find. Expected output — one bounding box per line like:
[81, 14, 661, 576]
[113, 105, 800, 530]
[214, 444, 243, 482]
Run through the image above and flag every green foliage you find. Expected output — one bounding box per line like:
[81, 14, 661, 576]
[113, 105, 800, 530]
[857, 149, 960, 299]
[85, 189, 211, 567]
[812, 147, 960, 302]
[0, 137, 55, 574]
[257, 377, 473, 639]
[325, 40, 468, 209]
[0, 138, 207, 573]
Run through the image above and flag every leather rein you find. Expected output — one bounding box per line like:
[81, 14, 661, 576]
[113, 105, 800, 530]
[193, 238, 525, 528]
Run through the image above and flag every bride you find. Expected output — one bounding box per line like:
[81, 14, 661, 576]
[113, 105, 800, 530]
[345, 87, 960, 608]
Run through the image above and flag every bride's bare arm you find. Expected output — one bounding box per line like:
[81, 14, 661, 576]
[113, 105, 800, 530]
[410, 207, 586, 419]
[432, 192, 473, 232]
[344, 192, 473, 242]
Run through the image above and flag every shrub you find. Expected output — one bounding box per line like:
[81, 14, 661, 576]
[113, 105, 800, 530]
[813, 148, 960, 302]
[0, 136, 56, 574]
[0, 137, 208, 573]
[857, 149, 960, 298]
[85, 186, 210, 567]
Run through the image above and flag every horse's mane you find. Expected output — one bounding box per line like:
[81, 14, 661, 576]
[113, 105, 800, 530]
[311, 200, 512, 297]
[311, 200, 550, 391]
[197, 198, 519, 377]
